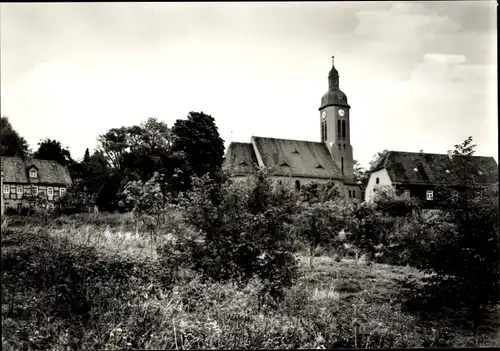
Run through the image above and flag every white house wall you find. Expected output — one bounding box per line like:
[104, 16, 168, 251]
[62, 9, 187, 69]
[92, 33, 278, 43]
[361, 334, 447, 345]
[365, 168, 392, 202]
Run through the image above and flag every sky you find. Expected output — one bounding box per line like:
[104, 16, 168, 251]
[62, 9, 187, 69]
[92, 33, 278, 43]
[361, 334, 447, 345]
[1, 1, 497, 168]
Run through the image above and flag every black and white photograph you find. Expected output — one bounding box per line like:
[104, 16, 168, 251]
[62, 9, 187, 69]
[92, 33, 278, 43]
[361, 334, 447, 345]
[1, 1, 498, 349]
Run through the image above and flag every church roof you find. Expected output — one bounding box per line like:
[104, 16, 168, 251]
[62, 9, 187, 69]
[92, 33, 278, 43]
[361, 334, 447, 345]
[223, 142, 259, 175]
[371, 151, 498, 186]
[223, 137, 343, 180]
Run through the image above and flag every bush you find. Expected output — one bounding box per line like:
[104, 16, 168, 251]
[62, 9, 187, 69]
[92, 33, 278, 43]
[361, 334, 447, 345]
[167, 168, 301, 303]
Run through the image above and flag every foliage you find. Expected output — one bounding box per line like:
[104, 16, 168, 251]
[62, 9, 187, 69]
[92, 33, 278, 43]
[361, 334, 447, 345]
[293, 201, 351, 269]
[0, 116, 30, 158]
[168, 168, 300, 303]
[406, 137, 499, 342]
[169, 111, 225, 194]
[368, 149, 389, 171]
[33, 138, 73, 166]
[353, 160, 369, 195]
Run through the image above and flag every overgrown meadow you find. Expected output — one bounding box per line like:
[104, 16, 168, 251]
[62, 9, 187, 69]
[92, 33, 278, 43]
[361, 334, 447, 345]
[2, 166, 499, 350]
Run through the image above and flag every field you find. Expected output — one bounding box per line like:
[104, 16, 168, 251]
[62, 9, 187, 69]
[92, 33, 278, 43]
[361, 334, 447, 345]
[2, 213, 499, 349]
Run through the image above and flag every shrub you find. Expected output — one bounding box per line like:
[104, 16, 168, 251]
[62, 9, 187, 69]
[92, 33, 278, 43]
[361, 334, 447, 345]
[169, 168, 301, 303]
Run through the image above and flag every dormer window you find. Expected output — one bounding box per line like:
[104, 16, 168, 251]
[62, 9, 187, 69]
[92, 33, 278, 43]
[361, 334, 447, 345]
[413, 168, 418, 172]
[315, 164, 324, 169]
[279, 162, 290, 167]
[445, 170, 450, 174]
[478, 171, 483, 175]
[29, 168, 38, 178]
[338, 95, 343, 100]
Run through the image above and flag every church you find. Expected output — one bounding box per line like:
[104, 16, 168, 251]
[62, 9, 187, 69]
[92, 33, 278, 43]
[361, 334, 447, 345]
[223, 57, 362, 202]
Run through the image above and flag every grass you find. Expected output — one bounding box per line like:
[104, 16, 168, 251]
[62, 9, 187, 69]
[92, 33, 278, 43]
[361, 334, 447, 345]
[2, 213, 499, 349]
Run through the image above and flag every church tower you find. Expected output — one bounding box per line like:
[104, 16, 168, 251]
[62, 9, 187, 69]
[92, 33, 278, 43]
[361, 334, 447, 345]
[319, 56, 354, 181]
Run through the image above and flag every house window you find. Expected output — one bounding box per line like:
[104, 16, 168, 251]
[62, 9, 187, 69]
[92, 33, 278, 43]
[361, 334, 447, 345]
[376, 177, 380, 184]
[29, 169, 37, 178]
[47, 187, 54, 197]
[426, 190, 433, 201]
[3, 185, 9, 194]
[353, 190, 356, 198]
[348, 190, 352, 197]
[16, 185, 23, 194]
[33, 186, 39, 196]
[295, 180, 301, 192]
[403, 190, 410, 198]
[60, 187, 66, 196]
[337, 120, 341, 139]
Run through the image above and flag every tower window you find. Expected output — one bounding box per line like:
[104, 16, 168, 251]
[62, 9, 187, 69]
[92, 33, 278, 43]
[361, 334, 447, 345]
[337, 119, 341, 139]
[338, 143, 341, 150]
[343, 144, 346, 149]
[341, 157, 344, 174]
[295, 180, 301, 192]
[341, 120, 346, 139]
[321, 122, 325, 141]
[334, 79, 338, 86]
[339, 95, 343, 100]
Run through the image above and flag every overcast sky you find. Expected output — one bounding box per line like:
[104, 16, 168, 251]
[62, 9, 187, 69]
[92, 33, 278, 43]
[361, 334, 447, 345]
[1, 1, 497, 167]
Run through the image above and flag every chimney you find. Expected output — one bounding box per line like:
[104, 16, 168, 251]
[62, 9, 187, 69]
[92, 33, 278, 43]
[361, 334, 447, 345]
[419, 149, 424, 154]
[447, 150, 453, 160]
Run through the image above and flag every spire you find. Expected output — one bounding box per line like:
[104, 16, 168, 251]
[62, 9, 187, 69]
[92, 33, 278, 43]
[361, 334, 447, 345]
[331, 55, 335, 67]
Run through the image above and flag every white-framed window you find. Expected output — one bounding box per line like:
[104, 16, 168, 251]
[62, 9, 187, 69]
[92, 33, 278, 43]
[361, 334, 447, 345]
[16, 185, 23, 194]
[426, 190, 433, 201]
[47, 187, 53, 197]
[59, 187, 66, 196]
[29, 168, 38, 178]
[3, 185, 9, 194]
[403, 190, 410, 198]
[32, 186, 39, 196]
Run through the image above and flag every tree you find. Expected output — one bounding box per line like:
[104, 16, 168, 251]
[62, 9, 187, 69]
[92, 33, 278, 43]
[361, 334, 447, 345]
[33, 139, 73, 166]
[169, 111, 225, 194]
[368, 149, 389, 171]
[0, 116, 30, 158]
[173, 167, 300, 303]
[293, 201, 349, 269]
[353, 160, 369, 197]
[413, 136, 499, 344]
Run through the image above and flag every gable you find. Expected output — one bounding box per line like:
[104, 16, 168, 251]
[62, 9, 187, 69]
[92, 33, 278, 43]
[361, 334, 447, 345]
[223, 142, 259, 175]
[377, 151, 498, 186]
[251, 136, 342, 179]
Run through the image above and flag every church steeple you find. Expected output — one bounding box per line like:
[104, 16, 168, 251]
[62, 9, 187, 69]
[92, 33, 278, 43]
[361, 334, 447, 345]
[328, 56, 339, 89]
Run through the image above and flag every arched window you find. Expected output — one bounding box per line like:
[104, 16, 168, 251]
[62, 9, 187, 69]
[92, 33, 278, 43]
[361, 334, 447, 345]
[341, 157, 344, 174]
[295, 180, 301, 192]
[334, 79, 338, 86]
[337, 119, 341, 139]
[322, 121, 327, 141]
[321, 122, 325, 141]
[341, 120, 346, 139]
[376, 177, 380, 184]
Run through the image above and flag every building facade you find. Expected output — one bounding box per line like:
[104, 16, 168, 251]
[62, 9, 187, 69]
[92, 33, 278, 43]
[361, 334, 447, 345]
[223, 57, 361, 201]
[1, 156, 73, 212]
[365, 150, 498, 205]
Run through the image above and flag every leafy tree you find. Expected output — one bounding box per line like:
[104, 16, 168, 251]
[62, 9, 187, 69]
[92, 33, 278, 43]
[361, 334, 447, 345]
[171, 167, 300, 304]
[353, 160, 369, 197]
[0, 116, 30, 158]
[293, 201, 349, 269]
[368, 149, 389, 171]
[412, 136, 499, 344]
[33, 138, 73, 166]
[169, 111, 225, 194]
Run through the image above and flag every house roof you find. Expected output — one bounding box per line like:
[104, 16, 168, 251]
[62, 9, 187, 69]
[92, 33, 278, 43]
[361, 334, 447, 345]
[371, 151, 498, 186]
[1, 156, 72, 185]
[224, 136, 343, 180]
